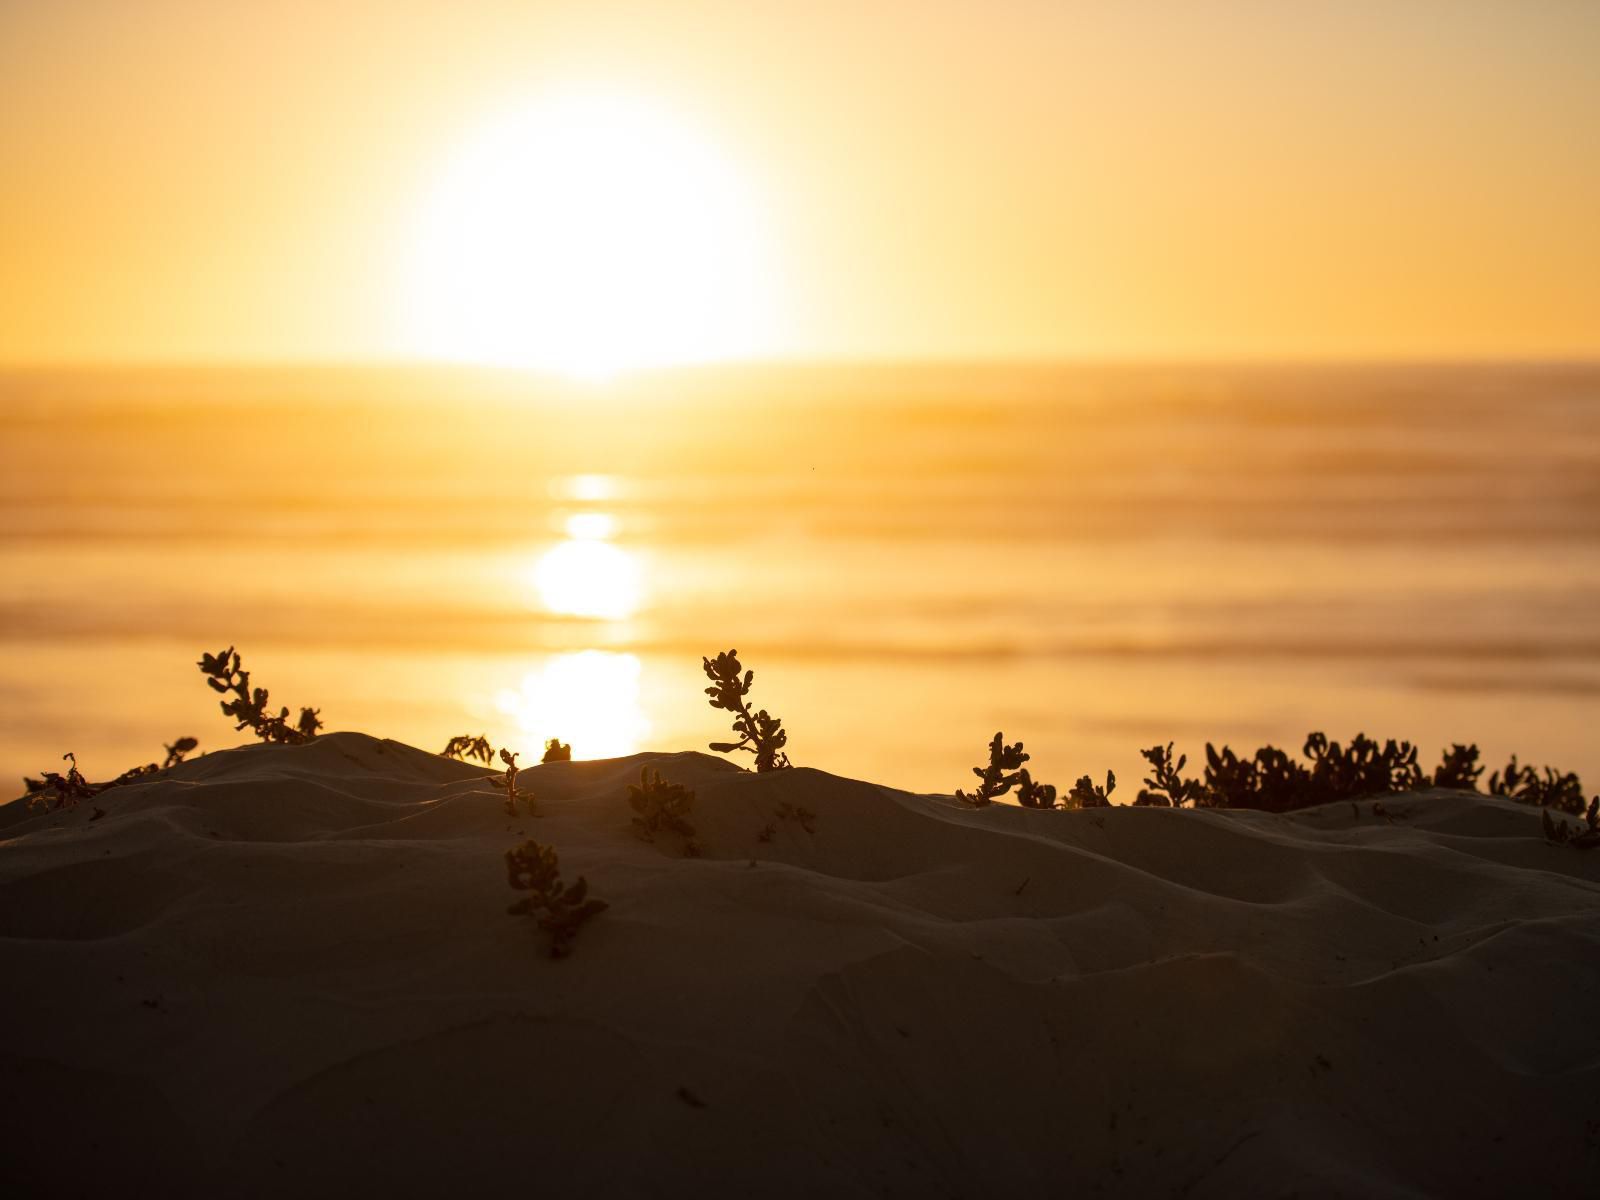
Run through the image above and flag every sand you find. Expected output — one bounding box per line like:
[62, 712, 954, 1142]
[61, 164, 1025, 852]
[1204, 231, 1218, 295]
[2, 731, 1597, 1197]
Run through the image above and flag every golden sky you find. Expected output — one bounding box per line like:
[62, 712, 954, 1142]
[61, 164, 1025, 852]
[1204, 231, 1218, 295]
[2, 0, 1597, 365]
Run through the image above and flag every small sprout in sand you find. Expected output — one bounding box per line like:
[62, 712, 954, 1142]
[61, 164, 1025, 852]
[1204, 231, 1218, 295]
[541, 738, 572, 764]
[1014, 769, 1060, 809]
[957, 733, 1029, 806]
[628, 768, 698, 855]
[103, 736, 201, 790]
[1133, 742, 1206, 808]
[163, 737, 199, 769]
[198, 646, 321, 745]
[1542, 797, 1600, 849]
[442, 734, 495, 765]
[492, 749, 534, 815]
[1433, 743, 1483, 791]
[703, 649, 790, 772]
[505, 839, 607, 958]
[26, 753, 99, 811]
[1065, 770, 1116, 809]
[776, 802, 817, 835]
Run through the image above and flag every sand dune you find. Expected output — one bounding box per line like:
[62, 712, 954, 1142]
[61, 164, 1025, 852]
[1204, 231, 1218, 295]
[3, 732, 1597, 1196]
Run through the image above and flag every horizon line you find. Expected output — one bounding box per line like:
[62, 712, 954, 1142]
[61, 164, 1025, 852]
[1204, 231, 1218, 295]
[3, 352, 1600, 375]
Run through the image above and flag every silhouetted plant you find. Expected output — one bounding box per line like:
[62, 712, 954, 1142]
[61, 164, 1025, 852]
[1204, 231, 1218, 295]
[755, 821, 776, 843]
[505, 839, 607, 958]
[1433, 743, 1483, 791]
[198, 646, 321, 745]
[542, 738, 572, 764]
[1492, 758, 1586, 814]
[1253, 746, 1312, 811]
[957, 732, 1029, 806]
[1534, 768, 1586, 814]
[442, 734, 495, 764]
[1014, 769, 1059, 809]
[1201, 743, 1310, 812]
[1303, 732, 1424, 800]
[25, 753, 98, 811]
[102, 736, 201, 790]
[1542, 797, 1600, 849]
[703, 649, 791, 771]
[492, 749, 535, 814]
[1064, 770, 1116, 809]
[628, 767, 698, 855]
[1488, 755, 1533, 798]
[1134, 742, 1206, 807]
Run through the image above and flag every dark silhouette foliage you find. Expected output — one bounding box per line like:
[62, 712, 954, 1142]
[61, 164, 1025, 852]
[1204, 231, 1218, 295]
[1200, 744, 1309, 812]
[198, 646, 321, 745]
[26, 753, 98, 811]
[923, 729, 1586, 815]
[958, 732, 1030, 806]
[628, 767, 698, 855]
[1302, 732, 1424, 799]
[27, 738, 199, 801]
[1489, 756, 1585, 814]
[1065, 770, 1116, 808]
[541, 738, 572, 764]
[703, 649, 790, 771]
[442, 734, 495, 764]
[102, 736, 200, 790]
[1433, 743, 1484, 791]
[1542, 798, 1600, 849]
[492, 749, 534, 815]
[1014, 769, 1060, 809]
[1134, 742, 1207, 807]
[505, 839, 607, 957]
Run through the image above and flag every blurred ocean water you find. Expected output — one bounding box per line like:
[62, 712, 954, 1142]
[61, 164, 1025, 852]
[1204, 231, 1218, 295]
[3, 362, 1597, 794]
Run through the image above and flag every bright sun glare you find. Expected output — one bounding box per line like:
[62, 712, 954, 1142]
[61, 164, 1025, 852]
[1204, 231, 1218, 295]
[405, 88, 777, 378]
[497, 651, 649, 759]
[531, 505, 641, 620]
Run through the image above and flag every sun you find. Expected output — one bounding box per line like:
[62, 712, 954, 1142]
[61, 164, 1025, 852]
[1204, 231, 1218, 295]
[403, 87, 779, 378]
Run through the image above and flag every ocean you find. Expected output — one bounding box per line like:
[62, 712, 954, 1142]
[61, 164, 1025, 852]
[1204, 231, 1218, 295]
[3, 362, 1597, 796]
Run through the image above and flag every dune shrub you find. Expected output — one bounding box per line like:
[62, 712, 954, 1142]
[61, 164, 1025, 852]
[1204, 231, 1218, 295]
[1064, 771, 1116, 809]
[1433, 743, 1484, 791]
[703, 649, 791, 771]
[541, 738, 572, 763]
[505, 839, 607, 957]
[198, 646, 321, 745]
[1302, 732, 1425, 799]
[25, 753, 98, 811]
[1542, 798, 1600, 849]
[1134, 742, 1207, 807]
[958, 732, 1030, 806]
[1490, 756, 1585, 814]
[628, 768, 698, 855]
[102, 736, 200, 790]
[443, 734, 495, 764]
[492, 749, 535, 815]
[1014, 769, 1060, 809]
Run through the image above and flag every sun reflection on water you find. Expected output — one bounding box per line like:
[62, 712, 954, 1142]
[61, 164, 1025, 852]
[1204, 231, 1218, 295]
[497, 650, 649, 759]
[531, 507, 641, 619]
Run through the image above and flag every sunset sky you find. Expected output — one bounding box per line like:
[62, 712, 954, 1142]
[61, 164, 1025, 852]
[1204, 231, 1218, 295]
[2, 0, 1597, 367]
